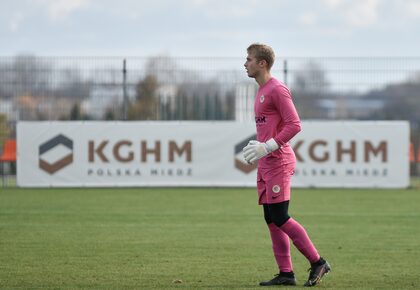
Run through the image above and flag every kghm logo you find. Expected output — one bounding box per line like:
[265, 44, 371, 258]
[234, 134, 257, 174]
[39, 134, 73, 174]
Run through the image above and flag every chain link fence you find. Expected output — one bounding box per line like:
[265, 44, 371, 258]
[1, 56, 420, 176]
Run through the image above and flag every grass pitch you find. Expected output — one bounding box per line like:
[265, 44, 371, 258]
[1, 187, 419, 289]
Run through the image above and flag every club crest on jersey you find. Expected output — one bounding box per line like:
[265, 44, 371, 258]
[259, 95, 265, 103]
[272, 185, 281, 194]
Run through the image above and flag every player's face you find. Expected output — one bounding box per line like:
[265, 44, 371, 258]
[244, 53, 263, 78]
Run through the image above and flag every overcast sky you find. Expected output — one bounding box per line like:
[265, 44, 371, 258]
[2, 0, 420, 57]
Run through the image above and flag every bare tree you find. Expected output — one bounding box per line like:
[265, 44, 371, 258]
[11, 54, 52, 97]
[128, 74, 159, 120]
[291, 61, 330, 118]
[293, 61, 329, 93]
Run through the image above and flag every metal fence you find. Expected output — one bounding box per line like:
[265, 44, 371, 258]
[1, 56, 420, 177]
[1, 56, 420, 131]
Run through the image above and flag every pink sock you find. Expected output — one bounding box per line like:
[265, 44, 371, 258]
[280, 218, 320, 264]
[268, 223, 293, 272]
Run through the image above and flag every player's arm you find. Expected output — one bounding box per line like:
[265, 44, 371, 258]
[271, 85, 301, 146]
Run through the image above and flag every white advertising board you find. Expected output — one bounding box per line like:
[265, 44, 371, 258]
[17, 121, 409, 188]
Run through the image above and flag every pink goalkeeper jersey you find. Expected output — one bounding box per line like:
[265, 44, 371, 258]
[254, 77, 301, 168]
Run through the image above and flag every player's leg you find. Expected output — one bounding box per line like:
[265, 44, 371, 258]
[269, 203, 320, 263]
[265, 164, 331, 287]
[259, 203, 296, 286]
[264, 202, 293, 273]
[265, 164, 320, 264]
[267, 202, 331, 287]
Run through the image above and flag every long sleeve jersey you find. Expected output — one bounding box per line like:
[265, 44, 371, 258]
[254, 77, 301, 168]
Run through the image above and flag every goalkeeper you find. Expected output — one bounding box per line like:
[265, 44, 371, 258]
[243, 43, 331, 287]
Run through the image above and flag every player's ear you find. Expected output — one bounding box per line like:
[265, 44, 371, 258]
[258, 59, 267, 68]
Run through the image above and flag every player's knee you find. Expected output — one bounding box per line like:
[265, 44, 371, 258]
[271, 214, 290, 227]
[267, 201, 290, 227]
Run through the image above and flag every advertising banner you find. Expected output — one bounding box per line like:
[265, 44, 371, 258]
[17, 121, 409, 188]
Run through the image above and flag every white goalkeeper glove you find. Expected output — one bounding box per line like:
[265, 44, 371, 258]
[243, 138, 279, 164]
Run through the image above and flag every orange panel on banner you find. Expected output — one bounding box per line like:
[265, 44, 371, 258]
[417, 144, 420, 163]
[410, 143, 415, 163]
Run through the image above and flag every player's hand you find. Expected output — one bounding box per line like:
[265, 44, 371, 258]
[243, 139, 279, 164]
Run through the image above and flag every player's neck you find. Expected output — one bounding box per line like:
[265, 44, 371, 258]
[255, 71, 272, 87]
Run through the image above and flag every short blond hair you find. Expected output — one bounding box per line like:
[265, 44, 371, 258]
[247, 43, 275, 70]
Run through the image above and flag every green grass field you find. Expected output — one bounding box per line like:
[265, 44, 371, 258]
[1, 187, 420, 289]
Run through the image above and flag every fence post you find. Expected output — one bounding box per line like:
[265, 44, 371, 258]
[283, 59, 288, 86]
[122, 59, 128, 120]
